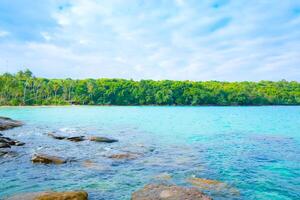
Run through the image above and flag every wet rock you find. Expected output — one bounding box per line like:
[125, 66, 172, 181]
[5, 191, 88, 200]
[90, 136, 118, 143]
[131, 184, 212, 200]
[31, 154, 67, 164]
[0, 137, 25, 146]
[48, 133, 66, 140]
[0, 142, 11, 148]
[67, 136, 85, 142]
[0, 117, 23, 131]
[0, 151, 8, 157]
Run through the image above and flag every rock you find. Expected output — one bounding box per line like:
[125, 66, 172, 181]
[187, 177, 239, 195]
[0, 142, 11, 148]
[131, 184, 212, 200]
[89, 136, 118, 143]
[187, 177, 225, 190]
[0, 136, 25, 147]
[48, 133, 66, 140]
[67, 136, 85, 142]
[154, 173, 172, 181]
[82, 160, 109, 171]
[5, 191, 88, 200]
[0, 117, 23, 131]
[0, 151, 8, 157]
[107, 152, 139, 160]
[31, 154, 67, 164]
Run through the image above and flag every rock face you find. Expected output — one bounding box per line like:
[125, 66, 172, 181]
[89, 136, 118, 143]
[131, 184, 212, 200]
[5, 191, 88, 200]
[0, 117, 23, 131]
[31, 154, 67, 164]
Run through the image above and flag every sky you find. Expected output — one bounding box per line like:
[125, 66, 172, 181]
[0, 0, 299, 81]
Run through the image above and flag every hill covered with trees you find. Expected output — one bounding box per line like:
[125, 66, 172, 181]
[0, 70, 299, 106]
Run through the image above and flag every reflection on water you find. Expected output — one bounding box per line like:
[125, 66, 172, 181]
[0, 106, 300, 200]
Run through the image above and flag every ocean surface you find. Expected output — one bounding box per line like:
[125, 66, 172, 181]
[0, 106, 299, 200]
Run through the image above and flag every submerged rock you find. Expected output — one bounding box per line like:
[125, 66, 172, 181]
[0, 117, 23, 131]
[154, 173, 172, 181]
[31, 154, 67, 164]
[187, 177, 239, 195]
[5, 191, 88, 200]
[107, 152, 139, 160]
[89, 136, 118, 143]
[131, 184, 212, 200]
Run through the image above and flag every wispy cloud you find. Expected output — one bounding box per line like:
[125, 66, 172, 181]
[0, 0, 299, 81]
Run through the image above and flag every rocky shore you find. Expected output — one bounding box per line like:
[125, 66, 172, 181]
[1, 116, 217, 200]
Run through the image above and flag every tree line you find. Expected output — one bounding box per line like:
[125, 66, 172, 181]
[0, 70, 299, 106]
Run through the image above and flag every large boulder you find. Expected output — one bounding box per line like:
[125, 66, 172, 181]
[0, 117, 23, 131]
[31, 154, 67, 164]
[48, 133, 85, 142]
[89, 136, 118, 143]
[5, 191, 88, 200]
[131, 184, 212, 200]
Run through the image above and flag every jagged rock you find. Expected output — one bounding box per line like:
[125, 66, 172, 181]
[67, 136, 85, 142]
[31, 154, 67, 164]
[5, 191, 88, 200]
[131, 184, 212, 200]
[89, 136, 118, 143]
[0, 142, 11, 148]
[0, 117, 23, 131]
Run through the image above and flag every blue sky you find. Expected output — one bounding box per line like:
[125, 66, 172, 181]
[0, 0, 299, 81]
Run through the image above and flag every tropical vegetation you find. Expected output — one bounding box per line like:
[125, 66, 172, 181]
[0, 70, 299, 106]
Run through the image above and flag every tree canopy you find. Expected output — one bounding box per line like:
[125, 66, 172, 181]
[0, 70, 299, 106]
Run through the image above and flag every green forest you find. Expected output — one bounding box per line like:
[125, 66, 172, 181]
[0, 70, 299, 106]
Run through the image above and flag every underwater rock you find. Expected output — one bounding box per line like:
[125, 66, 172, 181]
[82, 160, 109, 171]
[31, 154, 67, 164]
[5, 191, 88, 200]
[154, 173, 172, 181]
[187, 177, 239, 195]
[89, 136, 118, 143]
[132, 184, 212, 200]
[107, 152, 140, 160]
[0, 117, 23, 131]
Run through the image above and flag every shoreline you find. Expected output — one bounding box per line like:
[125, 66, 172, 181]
[0, 104, 299, 108]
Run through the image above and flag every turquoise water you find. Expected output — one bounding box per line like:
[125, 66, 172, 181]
[0, 106, 299, 200]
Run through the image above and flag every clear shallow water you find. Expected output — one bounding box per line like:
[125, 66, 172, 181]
[0, 106, 299, 200]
